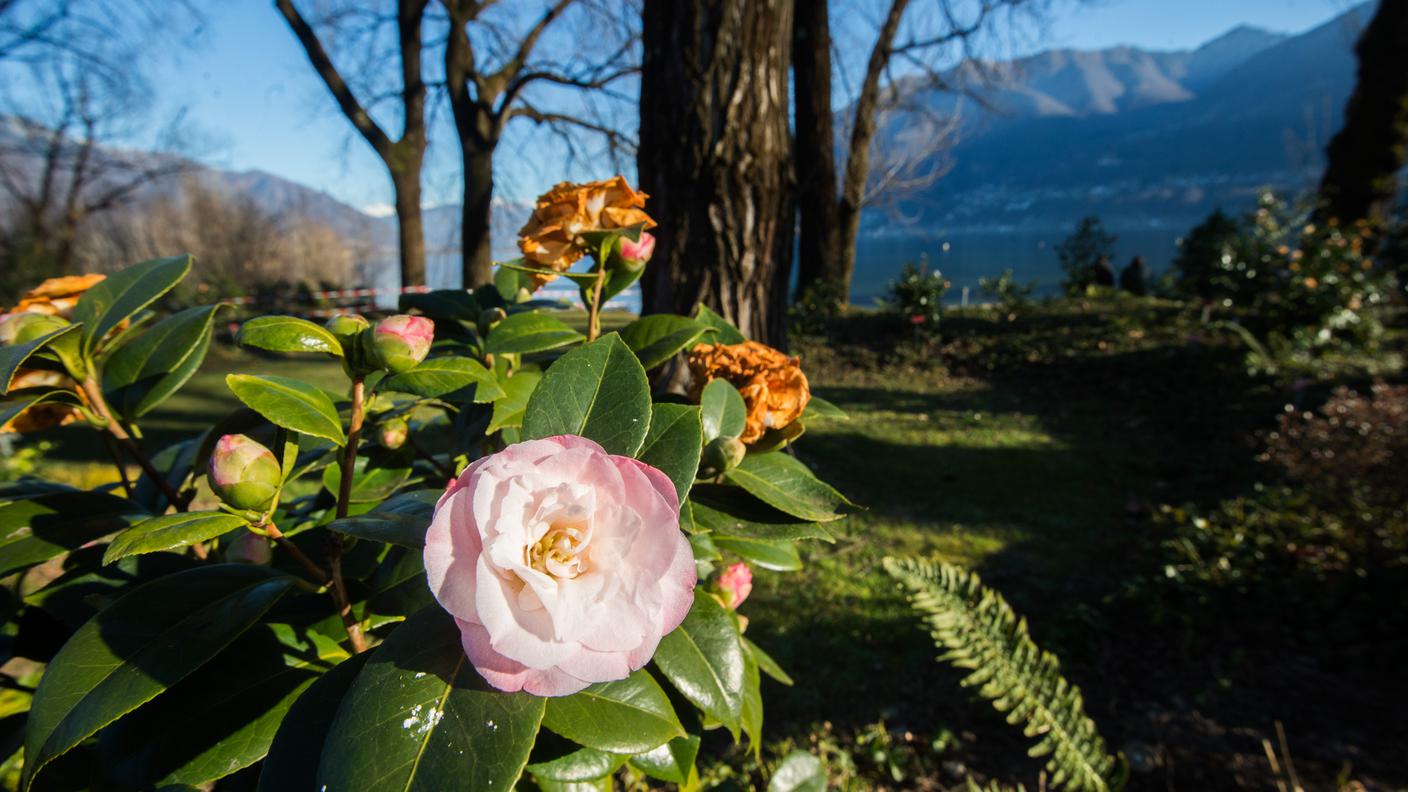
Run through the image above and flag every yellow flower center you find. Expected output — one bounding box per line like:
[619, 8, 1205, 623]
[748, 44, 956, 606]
[528, 519, 590, 579]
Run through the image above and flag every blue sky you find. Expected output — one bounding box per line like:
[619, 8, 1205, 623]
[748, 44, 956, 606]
[146, 0, 1356, 212]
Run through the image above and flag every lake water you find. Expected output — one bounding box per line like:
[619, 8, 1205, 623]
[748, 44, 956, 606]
[851, 227, 1184, 305]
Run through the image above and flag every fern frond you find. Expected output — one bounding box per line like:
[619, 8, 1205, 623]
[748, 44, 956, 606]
[883, 557, 1126, 792]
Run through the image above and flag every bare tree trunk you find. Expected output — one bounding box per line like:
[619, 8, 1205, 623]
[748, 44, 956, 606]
[791, 0, 840, 303]
[638, 0, 795, 347]
[391, 165, 426, 288]
[460, 143, 495, 288]
[1317, 0, 1408, 227]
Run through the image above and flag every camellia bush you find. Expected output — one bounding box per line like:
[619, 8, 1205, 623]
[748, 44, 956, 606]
[0, 176, 853, 790]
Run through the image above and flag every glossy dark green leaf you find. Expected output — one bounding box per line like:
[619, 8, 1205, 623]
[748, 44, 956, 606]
[133, 436, 201, 513]
[326, 489, 437, 548]
[102, 511, 247, 565]
[629, 735, 700, 785]
[724, 453, 854, 522]
[768, 750, 827, 792]
[542, 669, 684, 754]
[741, 644, 763, 751]
[380, 356, 503, 402]
[712, 535, 803, 571]
[399, 289, 480, 323]
[236, 315, 344, 357]
[0, 390, 80, 430]
[226, 374, 345, 445]
[619, 315, 716, 370]
[21, 565, 294, 791]
[316, 607, 545, 792]
[257, 652, 370, 792]
[744, 637, 794, 686]
[694, 305, 746, 345]
[23, 551, 195, 628]
[97, 623, 340, 788]
[688, 486, 833, 542]
[103, 304, 219, 419]
[802, 396, 848, 420]
[486, 368, 541, 434]
[0, 324, 80, 395]
[484, 312, 584, 356]
[0, 488, 147, 577]
[362, 546, 432, 626]
[526, 747, 625, 782]
[700, 379, 747, 442]
[636, 404, 702, 502]
[522, 334, 651, 456]
[653, 590, 745, 738]
[72, 255, 191, 355]
[321, 453, 413, 504]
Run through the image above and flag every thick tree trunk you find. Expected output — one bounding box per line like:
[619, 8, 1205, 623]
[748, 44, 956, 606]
[791, 0, 840, 303]
[391, 167, 426, 289]
[1317, 0, 1408, 227]
[460, 143, 495, 289]
[638, 0, 795, 347]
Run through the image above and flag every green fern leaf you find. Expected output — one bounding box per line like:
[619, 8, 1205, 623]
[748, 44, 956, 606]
[884, 557, 1128, 792]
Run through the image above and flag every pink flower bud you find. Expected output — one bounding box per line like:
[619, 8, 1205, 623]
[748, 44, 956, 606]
[618, 232, 656, 268]
[371, 315, 435, 374]
[208, 434, 282, 512]
[718, 562, 753, 609]
[226, 532, 272, 565]
[379, 416, 409, 450]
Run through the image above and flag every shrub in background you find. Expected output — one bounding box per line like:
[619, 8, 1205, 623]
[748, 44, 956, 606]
[1057, 216, 1117, 295]
[977, 268, 1037, 315]
[886, 260, 948, 336]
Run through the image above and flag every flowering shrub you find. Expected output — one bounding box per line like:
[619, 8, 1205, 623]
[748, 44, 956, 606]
[885, 260, 948, 335]
[0, 177, 851, 789]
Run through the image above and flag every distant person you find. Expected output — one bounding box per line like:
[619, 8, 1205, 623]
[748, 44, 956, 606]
[1092, 255, 1116, 287]
[1120, 255, 1149, 296]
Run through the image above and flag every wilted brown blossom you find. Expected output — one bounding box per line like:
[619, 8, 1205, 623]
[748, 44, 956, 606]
[687, 341, 810, 444]
[516, 177, 655, 289]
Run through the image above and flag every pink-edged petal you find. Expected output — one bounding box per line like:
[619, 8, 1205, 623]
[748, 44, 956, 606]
[612, 455, 680, 515]
[424, 489, 482, 621]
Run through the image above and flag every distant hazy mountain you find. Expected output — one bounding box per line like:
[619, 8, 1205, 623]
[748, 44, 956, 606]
[872, 3, 1372, 234]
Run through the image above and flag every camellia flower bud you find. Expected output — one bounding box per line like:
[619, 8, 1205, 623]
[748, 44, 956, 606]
[718, 562, 753, 609]
[208, 434, 282, 512]
[370, 315, 434, 374]
[617, 232, 656, 272]
[698, 435, 747, 478]
[379, 416, 409, 450]
[325, 313, 370, 340]
[226, 531, 272, 565]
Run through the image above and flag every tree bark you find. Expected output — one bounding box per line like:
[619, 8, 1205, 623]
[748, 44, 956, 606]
[391, 165, 426, 288]
[638, 0, 795, 347]
[791, 0, 841, 303]
[1317, 0, 1408, 227]
[460, 143, 495, 288]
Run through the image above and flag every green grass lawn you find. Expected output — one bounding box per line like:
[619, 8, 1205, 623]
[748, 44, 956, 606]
[12, 302, 1405, 790]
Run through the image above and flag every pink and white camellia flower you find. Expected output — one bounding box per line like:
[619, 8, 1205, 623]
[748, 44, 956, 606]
[424, 435, 697, 697]
[617, 232, 656, 268]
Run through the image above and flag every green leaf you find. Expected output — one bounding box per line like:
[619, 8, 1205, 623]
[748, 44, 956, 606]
[326, 489, 437, 548]
[700, 379, 747, 442]
[21, 565, 294, 791]
[257, 653, 371, 792]
[96, 623, 340, 788]
[321, 453, 413, 504]
[103, 511, 248, 565]
[0, 487, 147, 577]
[542, 669, 684, 754]
[484, 312, 584, 356]
[486, 368, 541, 434]
[768, 751, 827, 792]
[522, 334, 651, 456]
[236, 315, 344, 357]
[629, 735, 700, 785]
[688, 486, 833, 542]
[694, 306, 746, 345]
[0, 324, 81, 395]
[724, 453, 854, 522]
[226, 374, 345, 446]
[637, 404, 702, 502]
[399, 289, 481, 323]
[527, 748, 625, 783]
[316, 607, 545, 792]
[744, 637, 794, 686]
[712, 535, 803, 571]
[103, 305, 221, 419]
[0, 390, 80, 430]
[72, 255, 192, 355]
[618, 315, 716, 370]
[653, 590, 745, 738]
[802, 396, 848, 420]
[380, 356, 503, 402]
[741, 643, 763, 751]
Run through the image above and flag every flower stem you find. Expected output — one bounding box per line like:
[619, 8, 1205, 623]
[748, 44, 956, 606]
[329, 376, 369, 653]
[587, 268, 606, 342]
[80, 378, 185, 513]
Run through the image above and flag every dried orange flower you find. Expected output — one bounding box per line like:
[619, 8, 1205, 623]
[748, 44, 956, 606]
[687, 341, 810, 444]
[517, 177, 655, 289]
[11, 274, 105, 317]
[0, 274, 104, 433]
